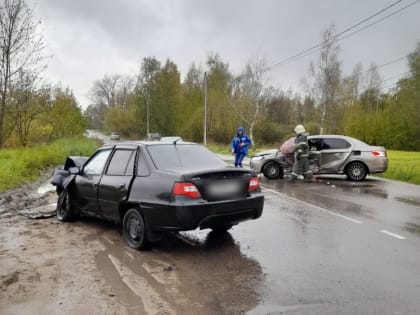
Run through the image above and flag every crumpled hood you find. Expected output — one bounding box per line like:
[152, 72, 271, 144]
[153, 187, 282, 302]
[253, 149, 279, 157]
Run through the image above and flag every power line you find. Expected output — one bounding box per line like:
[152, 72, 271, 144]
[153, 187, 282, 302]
[265, 0, 420, 72]
[381, 70, 410, 83]
[342, 55, 407, 81]
[381, 71, 420, 90]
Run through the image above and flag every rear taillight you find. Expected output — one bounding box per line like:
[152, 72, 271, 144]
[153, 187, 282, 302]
[248, 176, 260, 192]
[372, 150, 386, 157]
[172, 182, 201, 198]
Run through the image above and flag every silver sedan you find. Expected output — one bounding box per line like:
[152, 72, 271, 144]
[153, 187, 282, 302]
[250, 135, 388, 181]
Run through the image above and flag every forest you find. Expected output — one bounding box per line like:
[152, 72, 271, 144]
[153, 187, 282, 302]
[0, 0, 418, 152]
[85, 28, 420, 150]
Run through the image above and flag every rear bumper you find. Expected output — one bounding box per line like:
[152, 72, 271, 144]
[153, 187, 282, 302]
[367, 158, 388, 173]
[143, 193, 264, 231]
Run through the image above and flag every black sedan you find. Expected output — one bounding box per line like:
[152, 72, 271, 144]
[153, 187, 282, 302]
[51, 142, 264, 250]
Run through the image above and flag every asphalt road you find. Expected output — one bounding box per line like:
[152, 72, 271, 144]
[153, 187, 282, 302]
[20, 131, 415, 314]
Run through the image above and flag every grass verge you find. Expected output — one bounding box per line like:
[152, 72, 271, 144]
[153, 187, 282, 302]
[0, 137, 100, 192]
[207, 143, 273, 156]
[380, 150, 420, 185]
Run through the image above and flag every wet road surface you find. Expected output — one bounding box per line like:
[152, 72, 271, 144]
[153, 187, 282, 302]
[41, 174, 418, 314]
[75, 131, 420, 314]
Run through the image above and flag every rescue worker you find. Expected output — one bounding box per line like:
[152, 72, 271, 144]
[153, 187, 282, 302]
[231, 127, 251, 168]
[289, 124, 313, 182]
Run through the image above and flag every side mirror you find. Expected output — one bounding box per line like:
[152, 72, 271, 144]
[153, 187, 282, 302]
[68, 166, 80, 174]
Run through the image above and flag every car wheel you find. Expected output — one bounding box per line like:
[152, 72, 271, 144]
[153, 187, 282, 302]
[346, 162, 368, 181]
[210, 225, 233, 232]
[122, 209, 148, 250]
[263, 161, 283, 179]
[56, 190, 75, 222]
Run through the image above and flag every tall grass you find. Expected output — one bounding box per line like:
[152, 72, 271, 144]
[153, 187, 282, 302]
[0, 137, 100, 191]
[381, 150, 420, 185]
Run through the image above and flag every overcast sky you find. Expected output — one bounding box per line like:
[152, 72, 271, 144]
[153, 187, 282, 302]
[29, 0, 420, 108]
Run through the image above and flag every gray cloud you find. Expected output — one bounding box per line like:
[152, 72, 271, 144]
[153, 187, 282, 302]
[29, 0, 420, 107]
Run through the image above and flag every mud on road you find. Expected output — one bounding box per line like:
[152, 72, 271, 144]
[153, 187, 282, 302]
[0, 172, 262, 315]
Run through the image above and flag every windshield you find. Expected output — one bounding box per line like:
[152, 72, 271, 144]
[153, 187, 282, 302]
[147, 144, 226, 170]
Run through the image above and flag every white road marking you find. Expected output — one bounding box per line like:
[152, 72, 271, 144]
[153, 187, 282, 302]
[101, 235, 114, 244]
[380, 230, 406, 240]
[108, 254, 176, 315]
[175, 233, 199, 247]
[262, 187, 363, 224]
[124, 252, 135, 261]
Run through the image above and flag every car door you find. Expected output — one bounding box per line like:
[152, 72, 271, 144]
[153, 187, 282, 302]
[97, 148, 136, 221]
[76, 149, 112, 214]
[317, 137, 352, 172]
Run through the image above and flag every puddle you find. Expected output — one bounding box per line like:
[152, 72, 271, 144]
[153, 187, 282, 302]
[396, 197, 420, 207]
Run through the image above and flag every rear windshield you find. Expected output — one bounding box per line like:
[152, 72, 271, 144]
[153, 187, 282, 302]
[147, 144, 226, 170]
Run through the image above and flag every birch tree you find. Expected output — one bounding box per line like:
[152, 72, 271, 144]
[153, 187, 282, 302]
[0, 0, 44, 147]
[232, 57, 268, 145]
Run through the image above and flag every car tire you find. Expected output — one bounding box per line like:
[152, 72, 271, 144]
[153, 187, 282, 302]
[122, 209, 148, 250]
[346, 162, 368, 181]
[263, 161, 283, 179]
[56, 190, 76, 222]
[210, 225, 233, 232]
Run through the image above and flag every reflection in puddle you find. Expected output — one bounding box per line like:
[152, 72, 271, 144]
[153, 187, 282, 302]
[82, 220, 263, 314]
[405, 222, 420, 235]
[396, 197, 420, 207]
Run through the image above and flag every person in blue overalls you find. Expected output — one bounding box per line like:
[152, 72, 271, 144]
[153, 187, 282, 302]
[230, 126, 252, 168]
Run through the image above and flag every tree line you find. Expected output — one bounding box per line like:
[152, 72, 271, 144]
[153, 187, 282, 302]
[87, 25, 420, 150]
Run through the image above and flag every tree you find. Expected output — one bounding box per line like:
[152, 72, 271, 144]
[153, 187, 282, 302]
[179, 63, 204, 142]
[0, 0, 44, 147]
[46, 87, 86, 139]
[9, 69, 48, 146]
[232, 57, 268, 145]
[308, 24, 342, 134]
[137, 57, 161, 137]
[206, 54, 235, 143]
[89, 74, 121, 108]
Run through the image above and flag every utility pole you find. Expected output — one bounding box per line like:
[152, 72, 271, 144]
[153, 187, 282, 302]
[146, 98, 150, 139]
[203, 72, 207, 146]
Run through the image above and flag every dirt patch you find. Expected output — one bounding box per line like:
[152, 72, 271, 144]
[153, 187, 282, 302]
[0, 172, 130, 315]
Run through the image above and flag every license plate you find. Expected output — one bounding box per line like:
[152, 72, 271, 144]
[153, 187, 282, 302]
[207, 181, 241, 197]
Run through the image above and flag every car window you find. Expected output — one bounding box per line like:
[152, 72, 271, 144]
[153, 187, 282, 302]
[84, 149, 112, 176]
[137, 152, 150, 176]
[322, 138, 351, 150]
[308, 138, 323, 151]
[147, 144, 225, 170]
[106, 149, 135, 176]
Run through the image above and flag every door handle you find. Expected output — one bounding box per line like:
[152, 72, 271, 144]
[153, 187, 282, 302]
[118, 184, 126, 191]
[92, 182, 99, 190]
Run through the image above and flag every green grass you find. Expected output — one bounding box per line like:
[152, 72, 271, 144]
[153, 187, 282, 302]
[381, 150, 420, 185]
[207, 143, 273, 155]
[0, 137, 100, 192]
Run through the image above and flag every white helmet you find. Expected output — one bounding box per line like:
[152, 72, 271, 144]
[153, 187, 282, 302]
[294, 124, 306, 134]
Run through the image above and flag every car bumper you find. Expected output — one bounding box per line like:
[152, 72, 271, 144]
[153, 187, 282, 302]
[144, 193, 264, 231]
[249, 157, 264, 172]
[367, 158, 388, 173]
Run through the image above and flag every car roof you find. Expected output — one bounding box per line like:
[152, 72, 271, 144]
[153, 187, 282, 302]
[100, 141, 197, 149]
[308, 135, 370, 146]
